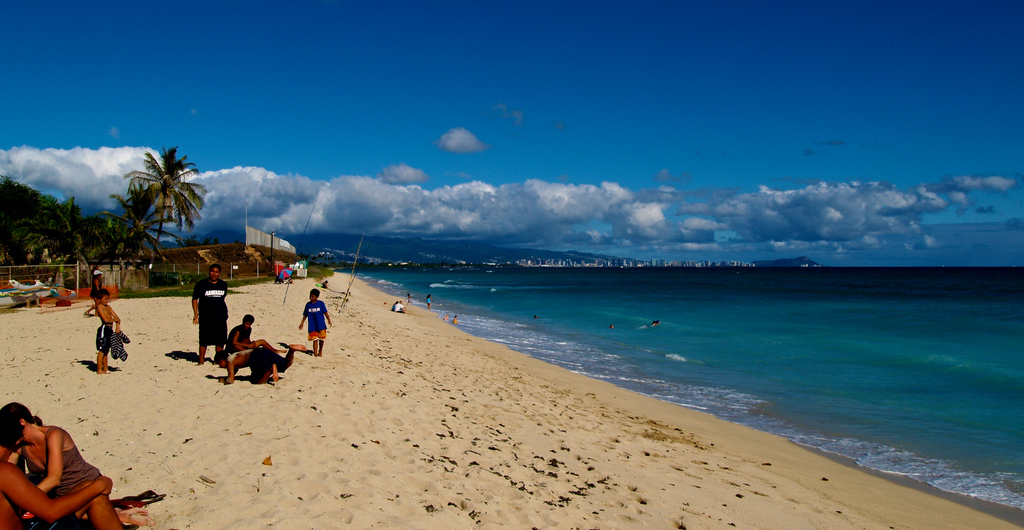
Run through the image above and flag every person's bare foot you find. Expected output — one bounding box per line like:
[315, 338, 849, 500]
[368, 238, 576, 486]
[116, 507, 155, 527]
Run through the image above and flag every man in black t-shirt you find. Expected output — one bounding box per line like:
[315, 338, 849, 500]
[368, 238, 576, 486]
[191, 263, 228, 365]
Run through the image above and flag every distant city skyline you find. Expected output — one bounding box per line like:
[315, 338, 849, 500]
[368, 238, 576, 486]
[2, 1, 1023, 266]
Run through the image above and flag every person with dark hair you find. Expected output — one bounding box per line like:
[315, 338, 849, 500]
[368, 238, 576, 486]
[224, 345, 306, 385]
[299, 289, 331, 357]
[191, 264, 228, 366]
[93, 289, 120, 375]
[84, 269, 103, 317]
[0, 404, 131, 529]
[215, 315, 279, 367]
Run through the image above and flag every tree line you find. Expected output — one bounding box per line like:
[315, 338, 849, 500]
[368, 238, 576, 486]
[0, 147, 207, 270]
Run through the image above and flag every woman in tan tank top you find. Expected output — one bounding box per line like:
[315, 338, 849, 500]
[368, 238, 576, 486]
[0, 403, 144, 529]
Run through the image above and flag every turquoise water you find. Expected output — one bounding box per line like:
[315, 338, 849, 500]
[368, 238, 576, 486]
[358, 267, 1024, 510]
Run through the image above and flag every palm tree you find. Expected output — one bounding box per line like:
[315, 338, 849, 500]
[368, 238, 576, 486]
[14, 196, 103, 284]
[124, 146, 206, 241]
[102, 182, 177, 270]
[0, 176, 44, 264]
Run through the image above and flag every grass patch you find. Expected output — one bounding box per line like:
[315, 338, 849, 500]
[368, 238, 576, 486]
[120, 276, 275, 299]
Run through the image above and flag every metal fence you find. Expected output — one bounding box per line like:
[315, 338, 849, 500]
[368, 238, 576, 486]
[1, 264, 86, 291]
[2, 259, 296, 294]
[148, 262, 270, 281]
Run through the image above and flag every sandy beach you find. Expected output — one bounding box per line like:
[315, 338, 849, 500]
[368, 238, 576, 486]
[1, 275, 1020, 529]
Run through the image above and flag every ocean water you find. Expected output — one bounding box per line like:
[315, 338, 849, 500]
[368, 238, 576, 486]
[356, 266, 1024, 510]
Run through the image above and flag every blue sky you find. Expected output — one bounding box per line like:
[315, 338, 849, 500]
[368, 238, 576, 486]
[2, 1, 1023, 265]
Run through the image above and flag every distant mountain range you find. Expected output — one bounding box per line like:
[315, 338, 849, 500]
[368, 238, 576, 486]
[201, 229, 823, 267]
[202, 230, 629, 265]
[751, 256, 824, 267]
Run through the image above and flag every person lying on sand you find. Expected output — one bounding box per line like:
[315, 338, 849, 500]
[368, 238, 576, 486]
[224, 345, 306, 385]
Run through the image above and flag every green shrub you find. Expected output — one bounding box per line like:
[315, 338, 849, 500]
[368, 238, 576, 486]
[149, 271, 180, 288]
[179, 273, 204, 285]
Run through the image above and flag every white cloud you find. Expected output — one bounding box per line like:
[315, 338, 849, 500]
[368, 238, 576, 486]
[377, 163, 429, 184]
[941, 175, 1017, 192]
[682, 217, 725, 231]
[624, 202, 667, 238]
[2, 146, 1022, 265]
[924, 175, 1019, 214]
[434, 127, 490, 153]
[0, 146, 153, 210]
[107, 127, 120, 139]
[678, 181, 950, 243]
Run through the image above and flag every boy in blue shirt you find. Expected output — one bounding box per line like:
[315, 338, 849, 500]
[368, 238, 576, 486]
[299, 288, 332, 357]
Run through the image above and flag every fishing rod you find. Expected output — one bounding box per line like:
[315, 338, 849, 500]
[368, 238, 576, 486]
[282, 194, 319, 306]
[338, 235, 372, 313]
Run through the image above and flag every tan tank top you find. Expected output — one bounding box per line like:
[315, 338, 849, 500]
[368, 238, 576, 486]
[23, 442, 101, 496]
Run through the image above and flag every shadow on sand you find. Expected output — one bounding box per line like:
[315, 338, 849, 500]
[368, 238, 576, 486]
[76, 360, 121, 373]
[165, 351, 200, 363]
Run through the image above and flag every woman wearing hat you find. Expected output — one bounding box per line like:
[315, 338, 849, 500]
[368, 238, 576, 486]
[84, 269, 103, 317]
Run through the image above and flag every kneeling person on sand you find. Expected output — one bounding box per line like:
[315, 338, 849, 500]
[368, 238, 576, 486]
[224, 345, 306, 385]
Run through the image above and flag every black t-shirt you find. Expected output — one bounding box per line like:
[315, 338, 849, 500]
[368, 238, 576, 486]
[192, 279, 228, 321]
[225, 324, 252, 354]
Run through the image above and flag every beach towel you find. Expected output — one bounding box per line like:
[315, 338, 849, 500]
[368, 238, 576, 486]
[110, 331, 130, 361]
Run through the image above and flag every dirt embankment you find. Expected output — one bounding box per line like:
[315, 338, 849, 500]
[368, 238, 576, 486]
[158, 243, 300, 276]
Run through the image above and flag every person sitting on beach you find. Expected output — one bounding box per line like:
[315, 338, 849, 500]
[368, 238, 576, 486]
[224, 345, 306, 385]
[214, 314, 278, 367]
[391, 301, 405, 313]
[0, 462, 112, 530]
[0, 403, 150, 529]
